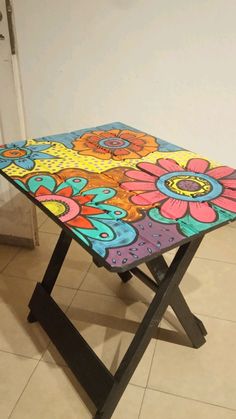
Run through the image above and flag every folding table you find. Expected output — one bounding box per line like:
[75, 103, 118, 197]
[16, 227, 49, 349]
[1, 122, 236, 418]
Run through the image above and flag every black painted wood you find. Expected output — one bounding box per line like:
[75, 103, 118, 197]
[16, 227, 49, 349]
[26, 228, 207, 418]
[94, 238, 203, 418]
[28, 230, 72, 323]
[29, 283, 114, 409]
[130, 267, 158, 291]
[118, 271, 133, 283]
[146, 255, 207, 348]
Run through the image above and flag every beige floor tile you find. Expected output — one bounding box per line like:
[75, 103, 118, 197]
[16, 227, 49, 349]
[179, 257, 236, 321]
[0, 273, 76, 358]
[195, 226, 236, 264]
[39, 217, 61, 234]
[112, 383, 145, 419]
[4, 232, 92, 289]
[0, 351, 37, 419]
[148, 316, 236, 410]
[229, 220, 236, 229]
[10, 361, 144, 419]
[43, 290, 157, 387]
[36, 207, 47, 227]
[80, 263, 155, 303]
[0, 244, 19, 272]
[10, 361, 93, 419]
[140, 389, 236, 419]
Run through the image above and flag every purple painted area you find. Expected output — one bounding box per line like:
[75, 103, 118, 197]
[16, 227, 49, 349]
[133, 214, 185, 247]
[177, 180, 200, 191]
[106, 214, 185, 268]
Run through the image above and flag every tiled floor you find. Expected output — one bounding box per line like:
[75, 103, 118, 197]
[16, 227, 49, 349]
[0, 209, 236, 418]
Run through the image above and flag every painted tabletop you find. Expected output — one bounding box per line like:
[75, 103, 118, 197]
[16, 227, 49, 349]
[1, 122, 236, 271]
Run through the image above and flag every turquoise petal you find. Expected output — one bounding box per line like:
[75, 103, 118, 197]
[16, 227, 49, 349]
[70, 228, 90, 246]
[57, 177, 87, 195]
[27, 175, 56, 193]
[15, 158, 34, 170]
[82, 187, 116, 203]
[88, 204, 126, 220]
[30, 151, 55, 160]
[91, 219, 136, 257]
[78, 219, 115, 241]
[28, 144, 51, 152]
[0, 159, 11, 169]
[6, 140, 26, 148]
[149, 207, 178, 224]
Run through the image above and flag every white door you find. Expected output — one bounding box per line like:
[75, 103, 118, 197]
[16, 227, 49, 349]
[0, 0, 37, 247]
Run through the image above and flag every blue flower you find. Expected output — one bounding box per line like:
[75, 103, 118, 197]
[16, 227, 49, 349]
[0, 141, 56, 170]
[157, 138, 184, 152]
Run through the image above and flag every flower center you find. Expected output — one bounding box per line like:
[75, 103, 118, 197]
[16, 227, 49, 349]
[37, 194, 81, 222]
[166, 175, 212, 198]
[157, 171, 223, 202]
[2, 149, 27, 159]
[43, 200, 69, 217]
[98, 137, 130, 149]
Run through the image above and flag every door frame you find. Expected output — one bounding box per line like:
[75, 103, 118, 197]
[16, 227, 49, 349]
[0, 0, 38, 247]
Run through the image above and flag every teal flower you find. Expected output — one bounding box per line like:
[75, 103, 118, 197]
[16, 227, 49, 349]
[0, 141, 56, 170]
[15, 173, 136, 257]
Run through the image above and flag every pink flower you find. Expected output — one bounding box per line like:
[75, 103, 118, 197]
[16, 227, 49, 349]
[121, 158, 236, 223]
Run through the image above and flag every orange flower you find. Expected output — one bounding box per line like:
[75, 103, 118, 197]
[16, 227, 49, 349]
[72, 129, 158, 160]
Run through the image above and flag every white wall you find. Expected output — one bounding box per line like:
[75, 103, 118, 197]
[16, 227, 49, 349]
[13, 0, 236, 166]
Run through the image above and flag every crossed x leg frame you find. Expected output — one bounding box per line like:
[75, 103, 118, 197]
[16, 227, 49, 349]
[27, 230, 207, 419]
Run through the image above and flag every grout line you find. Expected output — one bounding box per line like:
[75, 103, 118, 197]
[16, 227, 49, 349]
[78, 262, 93, 290]
[4, 266, 235, 325]
[7, 316, 51, 418]
[38, 230, 60, 237]
[39, 224, 60, 234]
[128, 382, 146, 391]
[39, 356, 66, 368]
[192, 311, 236, 324]
[146, 387, 236, 412]
[137, 387, 147, 419]
[76, 285, 151, 306]
[138, 327, 160, 418]
[193, 255, 236, 266]
[145, 330, 159, 388]
[0, 270, 83, 292]
[37, 217, 48, 230]
[8, 358, 41, 418]
[0, 247, 22, 274]
[1, 268, 236, 324]
[0, 347, 40, 362]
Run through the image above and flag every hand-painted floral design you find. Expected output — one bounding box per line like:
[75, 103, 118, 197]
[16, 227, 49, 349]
[1, 121, 236, 271]
[121, 158, 236, 223]
[15, 173, 136, 256]
[72, 129, 158, 160]
[0, 141, 57, 170]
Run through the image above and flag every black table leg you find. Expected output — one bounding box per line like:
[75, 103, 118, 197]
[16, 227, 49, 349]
[27, 230, 72, 322]
[118, 271, 133, 283]
[94, 237, 203, 418]
[146, 255, 207, 347]
[117, 252, 207, 348]
[27, 234, 205, 419]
